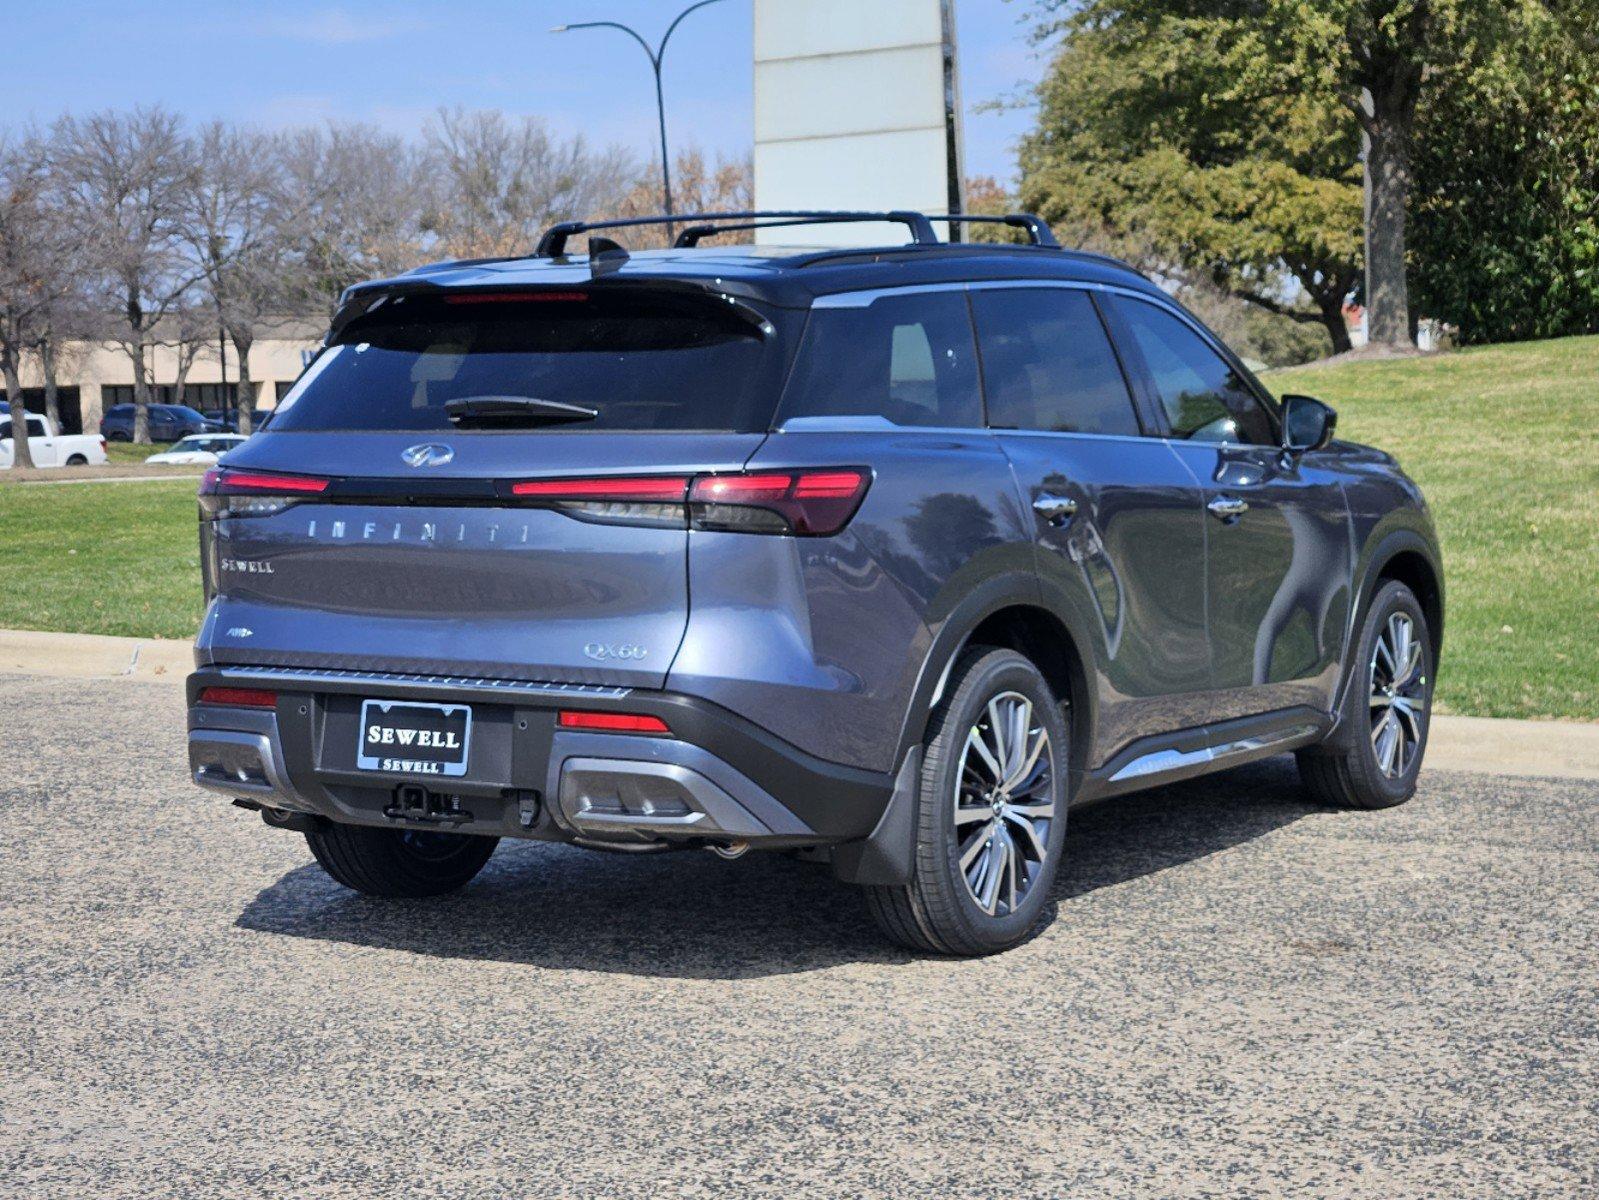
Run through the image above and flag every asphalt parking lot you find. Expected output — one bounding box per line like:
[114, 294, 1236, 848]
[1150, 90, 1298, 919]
[2, 672, 1594, 1199]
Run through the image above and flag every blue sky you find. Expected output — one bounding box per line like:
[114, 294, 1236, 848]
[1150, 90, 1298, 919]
[0, 1, 1049, 184]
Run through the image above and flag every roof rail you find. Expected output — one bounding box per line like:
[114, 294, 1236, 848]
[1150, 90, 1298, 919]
[534, 211, 941, 258]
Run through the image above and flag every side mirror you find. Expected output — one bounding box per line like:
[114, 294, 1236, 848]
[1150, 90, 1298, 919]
[1281, 393, 1336, 455]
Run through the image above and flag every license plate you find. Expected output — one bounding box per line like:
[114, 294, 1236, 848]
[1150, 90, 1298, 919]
[357, 700, 471, 777]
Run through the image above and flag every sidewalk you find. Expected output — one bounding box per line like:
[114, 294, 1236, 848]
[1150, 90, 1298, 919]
[2, 627, 1596, 781]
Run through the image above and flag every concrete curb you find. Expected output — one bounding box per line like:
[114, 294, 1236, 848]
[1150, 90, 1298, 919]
[0, 628, 193, 682]
[2, 627, 1596, 781]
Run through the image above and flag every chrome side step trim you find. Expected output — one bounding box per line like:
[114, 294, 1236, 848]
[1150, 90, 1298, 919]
[1108, 722, 1324, 784]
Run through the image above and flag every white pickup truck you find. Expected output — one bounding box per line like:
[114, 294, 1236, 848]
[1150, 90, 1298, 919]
[1, 412, 109, 469]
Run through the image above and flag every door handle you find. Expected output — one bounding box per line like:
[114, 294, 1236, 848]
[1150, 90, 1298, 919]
[1033, 493, 1078, 525]
[1207, 495, 1249, 521]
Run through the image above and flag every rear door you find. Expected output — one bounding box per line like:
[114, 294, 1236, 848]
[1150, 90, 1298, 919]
[972, 285, 1211, 765]
[1105, 294, 1354, 720]
[199, 287, 792, 688]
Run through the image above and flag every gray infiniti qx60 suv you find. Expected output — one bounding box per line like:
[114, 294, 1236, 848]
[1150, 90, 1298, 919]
[186, 210, 1443, 955]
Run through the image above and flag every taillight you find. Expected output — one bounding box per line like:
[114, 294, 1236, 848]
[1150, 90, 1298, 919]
[505, 475, 689, 526]
[557, 710, 670, 734]
[502, 469, 871, 536]
[200, 466, 329, 518]
[198, 686, 278, 709]
[690, 468, 870, 536]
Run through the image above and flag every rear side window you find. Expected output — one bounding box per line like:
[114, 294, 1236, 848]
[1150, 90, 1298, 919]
[778, 292, 981, 428]
[1111, 297, 1275, 445]
[267, 291, 781, 433]
[971, 288, 1140, 436]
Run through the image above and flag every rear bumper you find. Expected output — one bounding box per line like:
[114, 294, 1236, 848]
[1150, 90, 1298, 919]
[186, 665, 894, 849]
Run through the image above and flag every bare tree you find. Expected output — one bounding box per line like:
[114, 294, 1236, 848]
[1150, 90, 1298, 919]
[1, 134, 87, 468]
[275, 123, 425, 318]
[605, 149, 753, 248]
[162, 300, 212, 409]
[52, 107, 200, 444]
[181, 121, 285, 432]
[420, 108, 635, 259]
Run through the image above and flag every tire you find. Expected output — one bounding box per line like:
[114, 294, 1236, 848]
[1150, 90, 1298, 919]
[1298, 580, 1434, 809]
[66, 454, 87, 466]
[305, 823, 498, 897]
[865, 646, 1070, 956]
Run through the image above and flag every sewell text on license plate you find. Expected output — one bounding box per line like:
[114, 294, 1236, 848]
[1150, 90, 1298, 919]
[357, 700, 471, 777]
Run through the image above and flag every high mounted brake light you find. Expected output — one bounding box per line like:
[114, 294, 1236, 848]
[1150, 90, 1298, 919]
[444, 291, 590, 305]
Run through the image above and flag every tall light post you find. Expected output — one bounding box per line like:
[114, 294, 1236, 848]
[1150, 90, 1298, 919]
[552, 0, 728, 240]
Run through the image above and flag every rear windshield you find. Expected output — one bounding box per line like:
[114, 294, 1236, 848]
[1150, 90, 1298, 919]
[267, 291, 783, 433]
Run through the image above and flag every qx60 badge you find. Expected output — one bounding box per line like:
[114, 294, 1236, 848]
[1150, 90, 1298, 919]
[402, 443, 454, 468]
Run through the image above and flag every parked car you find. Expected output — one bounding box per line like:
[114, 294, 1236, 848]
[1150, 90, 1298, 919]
[0, 413, 108, 468]
[145, 433, 249, 466]
[184, 210, 1444, 955]
[100, 403, 223, 443]
[200, 408, 278, 433]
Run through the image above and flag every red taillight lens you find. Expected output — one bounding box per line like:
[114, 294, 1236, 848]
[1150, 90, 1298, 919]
[557, 710, 670, 734]
[509, 476, 689, 501]
[202, 468, 329, 494]
[200, 467, 330, 518]
[198, 686, 278, 709]
[689, 468, 870, 536]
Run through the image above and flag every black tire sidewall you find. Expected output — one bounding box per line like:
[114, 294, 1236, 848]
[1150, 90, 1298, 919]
[919, 648, 1069, 951]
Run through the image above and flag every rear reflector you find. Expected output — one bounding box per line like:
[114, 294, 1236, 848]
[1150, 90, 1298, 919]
[198, 686, 278, 709]
[557, 710, 671, 734]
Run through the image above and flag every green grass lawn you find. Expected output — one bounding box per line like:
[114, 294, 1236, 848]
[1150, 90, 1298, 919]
[0, 479, 204, 641]
[104, 441, 172, 465]
[1, 336, 1594, 719]
[1270, 334, 1599, 721]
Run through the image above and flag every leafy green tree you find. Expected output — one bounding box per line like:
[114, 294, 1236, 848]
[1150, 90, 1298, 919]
[1025, 1, 1519, 351]
[1019, 10, 1363, 352]
[1411, 4, 1599, 341]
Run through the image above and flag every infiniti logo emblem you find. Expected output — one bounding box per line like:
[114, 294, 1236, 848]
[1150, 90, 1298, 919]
[401, 443, 454, 468]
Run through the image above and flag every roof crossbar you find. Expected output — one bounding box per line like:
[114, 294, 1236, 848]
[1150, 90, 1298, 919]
[534, 210, 942, 257]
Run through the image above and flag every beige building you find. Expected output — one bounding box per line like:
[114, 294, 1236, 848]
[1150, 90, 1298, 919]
[14, 317, 326, 433]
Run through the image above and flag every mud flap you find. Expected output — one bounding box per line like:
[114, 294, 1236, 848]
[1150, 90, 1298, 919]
[831, 746, 921, 886]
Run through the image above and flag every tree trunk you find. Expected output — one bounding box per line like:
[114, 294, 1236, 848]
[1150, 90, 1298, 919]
[1315, 291, 1354, 355]
[172, 353, 192, 409]
[2, 351, 34, 470]
[132, 338, 152, 445]
[231, 329, 256, 435]
[1360, 84, 1418, 350]
[41, 339, 61, 431]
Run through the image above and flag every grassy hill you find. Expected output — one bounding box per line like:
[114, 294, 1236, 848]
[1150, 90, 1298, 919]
[2, 334, 1594, 721]
[1271, 334, 1599, 721]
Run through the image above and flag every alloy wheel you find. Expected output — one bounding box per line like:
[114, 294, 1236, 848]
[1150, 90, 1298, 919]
[1369, 612, 1428, 779]
[952, 691, 1056, 917]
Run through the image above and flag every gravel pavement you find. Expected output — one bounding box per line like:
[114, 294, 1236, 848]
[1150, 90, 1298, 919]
[2, 673, 1595, 1199]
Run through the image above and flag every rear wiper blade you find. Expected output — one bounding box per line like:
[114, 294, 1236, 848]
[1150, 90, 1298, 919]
[444, 395, 599, 427]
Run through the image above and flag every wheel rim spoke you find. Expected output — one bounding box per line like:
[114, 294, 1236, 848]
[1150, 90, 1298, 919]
[1367, 610, 1428, 779]
[952, 689, 1059, 919]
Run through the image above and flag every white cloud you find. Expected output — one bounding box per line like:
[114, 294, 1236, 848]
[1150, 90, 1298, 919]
[256, 9, 430, 45]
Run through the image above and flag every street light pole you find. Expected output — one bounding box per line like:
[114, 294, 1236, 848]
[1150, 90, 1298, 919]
[552, 0, 728, 241]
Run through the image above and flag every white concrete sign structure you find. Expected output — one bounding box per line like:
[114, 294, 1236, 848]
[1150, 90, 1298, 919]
[753, 0, 965, 245]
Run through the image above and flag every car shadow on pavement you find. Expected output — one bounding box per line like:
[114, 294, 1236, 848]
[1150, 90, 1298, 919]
[234, 757, 1326, 979]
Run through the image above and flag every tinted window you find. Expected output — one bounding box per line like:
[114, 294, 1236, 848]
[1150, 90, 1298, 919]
[971, 289, 1139, 436]
[1113, 298, 1274, 444]
[267, 291, 780, 433]
[778, 291, 981, 428]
